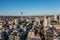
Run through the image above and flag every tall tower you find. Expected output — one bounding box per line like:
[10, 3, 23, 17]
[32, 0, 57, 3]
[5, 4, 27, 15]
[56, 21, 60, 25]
[54, 15, 57, 21]
[59, 15, 60, 24]
[15, 18, 18, 25]
[21, 12, 24, 21]
[43, 16, 48, 36]
[47, 17, 51, 26]
[43, 16, 48, 27]
[35, 17, 41, 25]
[21, 12, 23, 17]
[13, 25, 17, 29]
[29, 16, 32, 23]
[0, 24, 2, 29]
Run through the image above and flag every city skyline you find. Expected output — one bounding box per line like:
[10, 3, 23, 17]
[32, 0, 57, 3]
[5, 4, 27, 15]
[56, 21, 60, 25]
[0, 0, 60, 16]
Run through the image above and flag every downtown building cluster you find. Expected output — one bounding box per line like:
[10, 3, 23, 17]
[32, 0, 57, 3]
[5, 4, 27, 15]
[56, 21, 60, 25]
[0, 15, 60, 40]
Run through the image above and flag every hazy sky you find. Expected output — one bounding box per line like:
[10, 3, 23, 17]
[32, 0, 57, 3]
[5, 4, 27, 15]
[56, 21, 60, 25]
[0, 0, 60, 16]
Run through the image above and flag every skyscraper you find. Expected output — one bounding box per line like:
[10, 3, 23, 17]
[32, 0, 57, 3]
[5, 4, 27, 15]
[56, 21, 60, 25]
[54, 15, 57, 21]
[59, 15, 60, 23]
[14, 18, 18, 25]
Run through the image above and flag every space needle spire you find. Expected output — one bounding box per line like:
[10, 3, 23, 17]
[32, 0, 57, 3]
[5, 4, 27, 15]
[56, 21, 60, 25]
[21, 12, 23, 21]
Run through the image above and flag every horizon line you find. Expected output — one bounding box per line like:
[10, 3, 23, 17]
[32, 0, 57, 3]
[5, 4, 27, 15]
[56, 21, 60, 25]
[0, 14, 60, 16]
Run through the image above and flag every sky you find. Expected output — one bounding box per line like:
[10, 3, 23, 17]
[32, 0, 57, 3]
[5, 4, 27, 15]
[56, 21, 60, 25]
[0, 0, 60, 16]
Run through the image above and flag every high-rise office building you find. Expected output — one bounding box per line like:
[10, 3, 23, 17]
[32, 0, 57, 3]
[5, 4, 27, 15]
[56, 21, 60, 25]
[20, 25, 23, 29]
[47, 17, 51, 26]
[14, 18, 18, 25]
[35, 17, 41, 25]
[43, 16, 48, 35]
[0, 28, 2, 40]
[59, 15, 60, 23]
[9, 32, 14, 40]
[13, 25, 17, 29]
[0, 24, 3, 29]
[15, 33, 20, 40]
[8, 21, 13, 25]
[54, 15, 57, 21]
[27, 29, 34, 40]
[33, 21, 36, 26]
[43, 16, 48, 27]
[35, 17, 40, 22]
